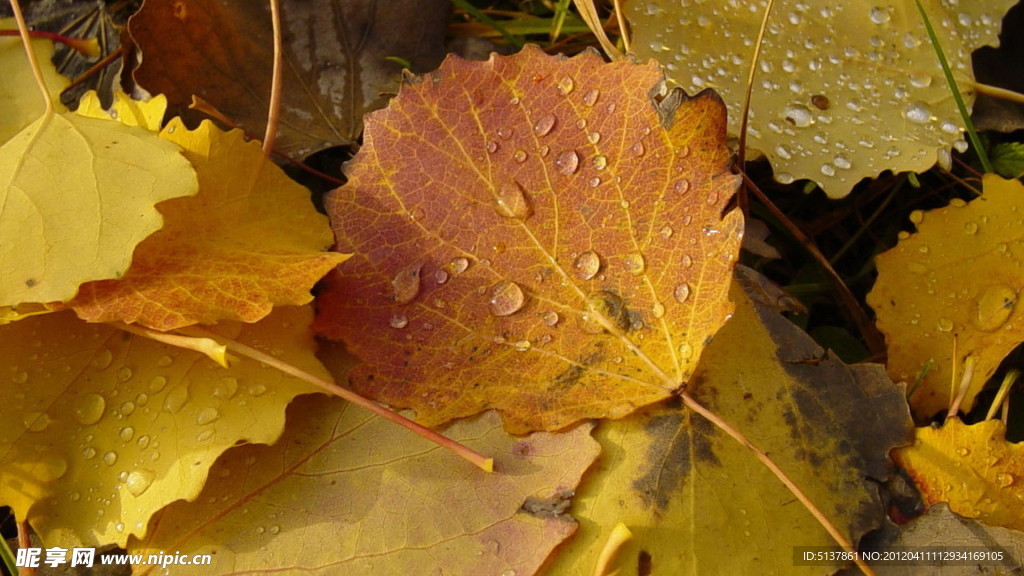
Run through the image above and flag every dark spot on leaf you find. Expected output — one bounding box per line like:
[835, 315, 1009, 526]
[632, 408, 690, 512]
[519, 489, 575, 520]
[811, 94, 830, 110]
[24, 278, 37, 287]
[511, 441, 532, 458]
[638, 550, 653, 576]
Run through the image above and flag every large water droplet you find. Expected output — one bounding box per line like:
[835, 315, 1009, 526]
[450, 257, 470, 275]
[783, 104, 813, 127]
[555, 150, 580, 175]
[624, 252, 646, 276]
[390, 314, 409, 329]
[936, 317, 954, 332]
[148, 375, 168, 393]
[91, 348, 113, 370]
[996, 473, 1015, 487]
[678, 342, 694, 359]
[869, 6, 891, 24]
[118, 426, 134, 442]
[163, 386, 188, 414]
[533, 114, 556, 136]
[512, 149, 528, 163]
[75, 393, 106, 425]
[495, 182, 532, 219]
[674, 283, 692, 304]
[574, 251, 601, 280]
[485, 141, 499, 154]
[125, 469, 155, 497]
[902, 102, 932, 124]
[36, 453, 68, 481]
[23, 411, 51, 432]
[592, 155, 608, 171]
[391, 262, 423, 304]
[583, 89, 600, 106]
[195, 407, 220, 426]
[630, 141, 645, 157]
[542, 311, 560, 326]
[557, 76, 575, 95]
[652, 301, 666, 318]
[103, 451, 118, 466]
[489, 281, 526, 316]
[972, 285, 1016, 331]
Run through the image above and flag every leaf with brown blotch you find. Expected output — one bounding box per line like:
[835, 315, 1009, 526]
[129, 0, 450, 157]
[67, 111, 346, 331]
[314, 46, 743, 433]
[539, 278, 913, 576]
[129, 398, 600, 576]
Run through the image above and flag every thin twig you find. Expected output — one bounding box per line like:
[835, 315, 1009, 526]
[263, 0, 283, 156]
[680, 391, 877, 576]
[742, 172, 887, 356]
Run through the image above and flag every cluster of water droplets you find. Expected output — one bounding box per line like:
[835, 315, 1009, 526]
[628, 0, 1005, 195]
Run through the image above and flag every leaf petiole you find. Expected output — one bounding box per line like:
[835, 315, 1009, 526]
[8, 0, 54, 118]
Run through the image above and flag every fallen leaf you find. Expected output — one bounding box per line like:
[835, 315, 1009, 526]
[539, 278, 913, 576]
[314, 46, 743, 433]
[892, 418, 1024, 531]
[837, 503, 1024, 575]
[67, 112, 346, 330]
[627, 0, 1014, 197]
[0, 20, 69, 143]
[129, 398, 600, 576]
[868, 175, 1024, 419]
[129, 0, 450, 157]
[0, 306, 325, 547]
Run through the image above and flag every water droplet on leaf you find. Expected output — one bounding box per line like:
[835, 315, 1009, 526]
[75, 393, 106, 425]
[533, 114, 556, 136]
[624, 252, 646, 276]
[391, 262, 423, 304]
[582, 89, 599, 106]
[195, 407, 219, 426]
[495, 182, 532, 219]
[555, 150, 580, 175]
[674, 283, 691, 304]
[574, 251, 601, 280]
[972, 285, 1016, 331]
[489, 281, 526, 316]
[450, 257, 470, 275]
[125, 469, 155, 497]
[557, 76, 575, 95]
[592, 155, 608, 171]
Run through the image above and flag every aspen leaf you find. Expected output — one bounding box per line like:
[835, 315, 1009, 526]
[892, 419, 1024, 531]
[129, 0, 450, 157]
[129, 398, 600, 576]
[315, 46, 742, 433]
[0, 306, 325, 547]
[0, 111, 197, 307]
[0, 21, 68, 143]
[627, 0, 1014, 197]
[540, 279, 913, 576]
[868, 175, 1024, 419]
[68, 119, 347, 330]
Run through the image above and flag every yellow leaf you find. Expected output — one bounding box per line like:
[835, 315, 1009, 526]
[892, 418, 1024, 531]
[68, 119, 346, 329]
[129, 400, 600, 576]
[0, 20, 69, 144]
[868, 175, 1024, 419]
[0, 112, 198, 306]
[0, 306, 325, 547]
[75, 91, 169, 132]
[540, 279, 913, 575]
[626, 0, 1015, 197]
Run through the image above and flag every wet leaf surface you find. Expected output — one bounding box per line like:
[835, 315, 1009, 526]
[868, 175, 1024, 419]
[627, 0, 1014, 197]
[314, 46, 742, 433]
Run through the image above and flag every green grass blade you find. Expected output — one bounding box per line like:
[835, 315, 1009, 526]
[450, 0, 524, 48]
[915, 0, 992, 174]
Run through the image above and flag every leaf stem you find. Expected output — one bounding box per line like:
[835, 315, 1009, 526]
[737, 0, 775, 176]
[8, 0, 54, 118]
[969, 81, 1024, 104]
[0, 28, 99, 56]
[985, 370, 1019, 422]
[180, 326, 494, 472]
[679, 391, 878, 576]
[263, 0, 284, 156]
[572, 0, 623, 60]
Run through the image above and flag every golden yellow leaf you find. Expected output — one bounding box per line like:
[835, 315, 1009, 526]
[68, 119, 346, 330]
[0, 20, 69, 144]
[868, 175, 1024, 419]
[0, 306, 324, 547]
[129, 399, 600, 576]
[892, 418, 1024, 531]
[540, 279, 913, 575]
[627, 0, 1014, 197]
